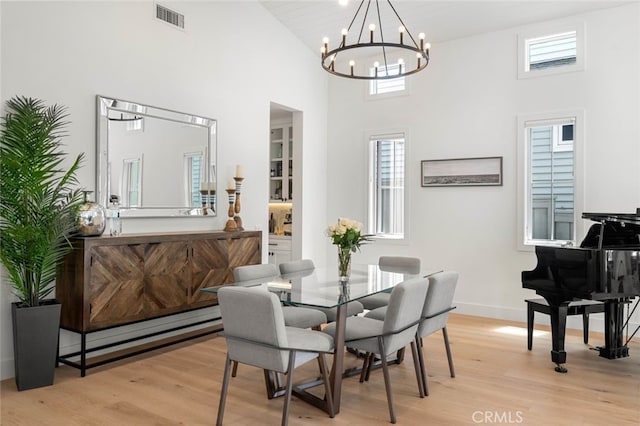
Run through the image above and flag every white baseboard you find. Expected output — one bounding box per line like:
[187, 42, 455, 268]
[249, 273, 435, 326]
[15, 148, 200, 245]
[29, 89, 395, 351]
[454, 301, 640, 335]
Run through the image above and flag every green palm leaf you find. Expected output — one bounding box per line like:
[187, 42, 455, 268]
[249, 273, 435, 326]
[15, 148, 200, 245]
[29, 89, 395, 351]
[0, 96, 85, 307]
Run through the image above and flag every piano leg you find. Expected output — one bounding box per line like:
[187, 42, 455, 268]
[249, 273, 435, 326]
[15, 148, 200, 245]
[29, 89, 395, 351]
[598, 299, 630, 359]
[547, 301, 570, 373]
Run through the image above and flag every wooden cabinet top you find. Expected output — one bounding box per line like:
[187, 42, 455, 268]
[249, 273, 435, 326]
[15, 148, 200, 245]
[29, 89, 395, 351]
[71, 230, 261, 248]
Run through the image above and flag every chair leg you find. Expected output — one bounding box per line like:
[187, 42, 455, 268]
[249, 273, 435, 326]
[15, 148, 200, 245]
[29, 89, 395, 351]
[264, 369, 278, 399]
[216, 354, 233, 426]
[395, 347, 405, 364]
[582, 313, 590, 344]
[410, 340, 425, 398]
[359, 352, 371, 383]
[442, 327, 455, 378]
[377, 338, 396, 424]
[416, 336, 429, 396]
[231, 360, 238, 377]
[364, 352, 375, 382]
[281, 352, 297, 426]
[318, 353, 335, 418]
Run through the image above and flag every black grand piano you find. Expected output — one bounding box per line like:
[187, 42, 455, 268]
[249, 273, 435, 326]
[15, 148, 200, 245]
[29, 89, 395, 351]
[522, 211, 640, 372]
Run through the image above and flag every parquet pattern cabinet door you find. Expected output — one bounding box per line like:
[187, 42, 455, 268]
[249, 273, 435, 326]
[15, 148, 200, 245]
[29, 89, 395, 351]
[143, 241, 190, 315]
[88, 242, 190, 330]
[228, 235, 261, 270]
[189, 234, 261, 306]
[88, 244, 145, 329]
[189, 237, 229, 306]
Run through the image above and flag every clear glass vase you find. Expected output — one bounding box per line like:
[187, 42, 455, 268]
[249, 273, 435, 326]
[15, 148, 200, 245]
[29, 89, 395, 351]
[338, 247, 351, 282]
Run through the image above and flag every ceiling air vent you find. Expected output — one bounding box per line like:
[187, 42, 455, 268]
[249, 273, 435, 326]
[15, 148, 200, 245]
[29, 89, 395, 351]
[156, 3, 184, 29]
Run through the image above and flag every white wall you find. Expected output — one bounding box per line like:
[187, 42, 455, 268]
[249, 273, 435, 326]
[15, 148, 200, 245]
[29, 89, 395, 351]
[326, 5, 640, 326]
[0, 1, 328, 380]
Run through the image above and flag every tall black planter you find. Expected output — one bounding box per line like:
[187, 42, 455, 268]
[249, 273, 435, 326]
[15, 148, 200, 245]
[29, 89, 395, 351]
[11, 301, 61, 391]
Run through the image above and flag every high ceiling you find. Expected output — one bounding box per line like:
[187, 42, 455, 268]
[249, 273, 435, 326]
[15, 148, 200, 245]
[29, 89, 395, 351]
[261, 0, 631, 56]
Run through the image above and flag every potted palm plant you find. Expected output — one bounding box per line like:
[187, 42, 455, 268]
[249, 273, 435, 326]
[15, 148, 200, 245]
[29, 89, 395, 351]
[0, 96, 84, 390]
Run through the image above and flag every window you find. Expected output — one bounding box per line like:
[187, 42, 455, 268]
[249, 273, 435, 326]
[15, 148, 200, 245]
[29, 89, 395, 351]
[368, 63, 405, 96]
[122, 157, 142, 207]
[368, 134, 405, 239]
[184, 152, 204, 206]
[518, 22, 584, 79]
[517, 111, 584, 249]
[527, 31, 576, 71]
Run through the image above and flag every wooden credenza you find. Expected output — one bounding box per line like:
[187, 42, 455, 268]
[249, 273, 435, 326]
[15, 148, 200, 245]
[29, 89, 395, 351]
[56, 230, 261, 374]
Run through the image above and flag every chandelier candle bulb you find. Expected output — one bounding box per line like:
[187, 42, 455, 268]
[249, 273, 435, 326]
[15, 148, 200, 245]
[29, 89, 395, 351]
[425, 42, 431, 56]
[323, 37, 329, 54]
[341, 28, 348, 45]
[349, 60, 355, 76]
[419, 32, 425, 50]
[369, 24, 375, 43]
[399, 26, 405, 44]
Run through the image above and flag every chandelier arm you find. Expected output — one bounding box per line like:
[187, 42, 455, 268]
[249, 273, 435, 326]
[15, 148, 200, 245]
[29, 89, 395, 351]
[348, 0, 367, 46]
[386, 0, 421, 48]
[356, 0, 372, 45]
[375, 0, 390, 72]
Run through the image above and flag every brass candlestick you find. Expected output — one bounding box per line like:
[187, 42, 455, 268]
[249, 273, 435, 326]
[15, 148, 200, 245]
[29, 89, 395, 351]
[223, 189, 237, 232]
[233, 177, 244, 231]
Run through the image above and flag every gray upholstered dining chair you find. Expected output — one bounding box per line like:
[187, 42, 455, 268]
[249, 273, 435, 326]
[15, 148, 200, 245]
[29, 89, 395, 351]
[323, 277, 430, 424]
[366, 270, 458, 396]
[233, 264, 327, 329]
[359, 256, 421, 311]
[278, 259, 365, 321]
[216, 286, 335, 426]
[231, 264, 327, 383]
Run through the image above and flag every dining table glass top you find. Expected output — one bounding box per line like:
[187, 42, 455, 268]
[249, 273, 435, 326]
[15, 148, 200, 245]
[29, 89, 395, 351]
[200, 263, 420, 309]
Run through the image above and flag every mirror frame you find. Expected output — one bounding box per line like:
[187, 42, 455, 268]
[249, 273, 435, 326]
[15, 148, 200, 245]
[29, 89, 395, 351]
[96, 95, 217, 218]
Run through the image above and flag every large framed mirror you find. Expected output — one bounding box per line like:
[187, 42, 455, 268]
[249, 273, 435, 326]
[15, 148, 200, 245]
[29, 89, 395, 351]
[96, 95, 217, 217]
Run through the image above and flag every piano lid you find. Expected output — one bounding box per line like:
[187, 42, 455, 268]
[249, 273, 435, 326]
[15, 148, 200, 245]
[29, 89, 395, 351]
[581, 210, 640, 249]
[582, 210, 640, 226]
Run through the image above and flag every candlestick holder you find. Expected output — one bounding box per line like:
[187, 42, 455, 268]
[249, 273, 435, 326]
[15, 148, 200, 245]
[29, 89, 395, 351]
[233, 177, 244, 231]
[199, 189, 215, 215]
[223, 189, 237, 232]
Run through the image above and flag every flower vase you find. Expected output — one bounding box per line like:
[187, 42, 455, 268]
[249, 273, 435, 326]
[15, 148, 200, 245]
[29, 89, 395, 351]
[338, 247, 352, 282]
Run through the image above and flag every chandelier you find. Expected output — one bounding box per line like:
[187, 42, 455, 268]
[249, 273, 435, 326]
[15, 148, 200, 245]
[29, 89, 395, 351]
[321, 0, 430, 80]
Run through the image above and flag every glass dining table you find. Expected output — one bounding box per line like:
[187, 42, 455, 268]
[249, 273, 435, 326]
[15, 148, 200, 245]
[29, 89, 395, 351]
[201, 263, 420, 415]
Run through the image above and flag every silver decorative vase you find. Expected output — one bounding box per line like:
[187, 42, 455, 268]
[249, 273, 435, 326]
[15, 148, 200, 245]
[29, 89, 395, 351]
[76, 191, 106, 236]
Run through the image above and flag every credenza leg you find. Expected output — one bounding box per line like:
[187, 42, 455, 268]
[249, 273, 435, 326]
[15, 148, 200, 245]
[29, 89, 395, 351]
[80, 333, 87, 377]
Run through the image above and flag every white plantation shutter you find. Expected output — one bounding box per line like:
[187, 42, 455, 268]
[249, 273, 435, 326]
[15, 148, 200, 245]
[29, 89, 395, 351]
[369, 134, 405, 238]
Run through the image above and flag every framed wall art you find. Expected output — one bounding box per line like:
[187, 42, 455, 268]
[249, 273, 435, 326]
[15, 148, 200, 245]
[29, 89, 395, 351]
[421, 156, 503, 187]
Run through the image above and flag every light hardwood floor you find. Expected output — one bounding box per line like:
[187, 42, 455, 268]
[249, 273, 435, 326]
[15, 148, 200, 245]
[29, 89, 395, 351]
[1, 314, 639, 425]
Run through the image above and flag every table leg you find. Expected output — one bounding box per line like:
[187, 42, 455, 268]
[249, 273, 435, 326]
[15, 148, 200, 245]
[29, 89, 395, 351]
[330, 303, 347, 414]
